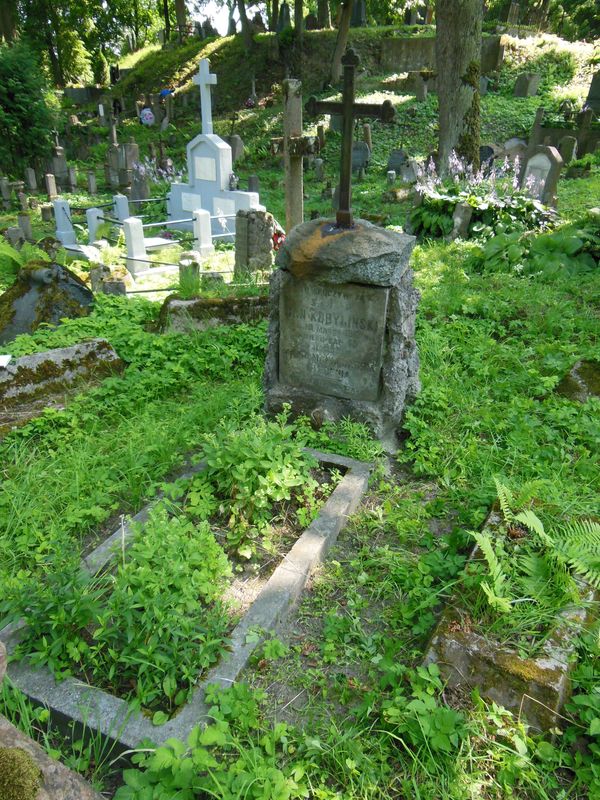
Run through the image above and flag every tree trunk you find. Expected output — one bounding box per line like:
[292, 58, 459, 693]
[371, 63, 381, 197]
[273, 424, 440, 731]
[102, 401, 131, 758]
[435, 0, 482, 172]
[237, 0, 254, 51]
[0, 0, 17, 43]
[294, 0, 303, 43]
[270, 0, 280, 30]
[317, 0, 331, 28]
[175, 0, 187, 38]
[162, 0, 171, 41]
[330, 0, 353, 85]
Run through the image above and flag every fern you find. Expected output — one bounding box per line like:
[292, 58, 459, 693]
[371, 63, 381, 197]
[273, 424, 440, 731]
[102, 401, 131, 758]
[472, 531, 513, 614]
[514, 509, 555, 549]
[553, 519, 600, 590]
[494, 478, 515, 522]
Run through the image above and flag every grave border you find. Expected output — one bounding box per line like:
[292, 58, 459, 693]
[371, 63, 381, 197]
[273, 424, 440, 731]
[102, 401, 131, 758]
[2, 448, 371, 752]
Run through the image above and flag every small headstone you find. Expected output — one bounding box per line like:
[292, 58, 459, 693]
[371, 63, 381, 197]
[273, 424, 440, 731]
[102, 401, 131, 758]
[102, 279, 127, 296]
[24, 167, 37, 192]
[504, 137, 528, 162]
[314, 158, 325, 181]
[479, 76, 490, 96]
[0, 176, 11, 209]
[131, 168, 150, 202]
[514, 73, 541, 97]
[234, 208, 276, 274]
[585, 70, 600, 114]
[68, 166, 78, 193]
[558, 135, 577, 164]
[5, 226, 24, 249]
[0, 263, 94, 344]
[479, 145, 495, 170]
[387, 149, 408, 173]
[17, 212, 33, 241]
[352, 141, 371, 173]
[413, 73, 428, 101]
[248, 174, 260, 193]
[41, 204, 53, 222]
[276, 1, 292, 31]
[520, 145, 563, 207]
[45, 174, 57, 200]
[51, 145, 69, 187]
[350, 0, 367, 26]
[329, 114, 343, 133]
[223, 134, 244, 163]
[17, 191, 28, 212]
[87, 170, 98, 194]
[387, 170, 396, 184]
[448, 203, 473, 240]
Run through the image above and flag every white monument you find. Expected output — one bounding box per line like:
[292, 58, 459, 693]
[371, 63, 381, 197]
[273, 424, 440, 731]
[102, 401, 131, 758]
[167, 58, 263, 237]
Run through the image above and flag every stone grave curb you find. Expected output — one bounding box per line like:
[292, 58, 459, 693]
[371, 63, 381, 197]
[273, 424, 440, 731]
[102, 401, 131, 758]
[424, 511, 596, 731]
[2, 449, 372, 752]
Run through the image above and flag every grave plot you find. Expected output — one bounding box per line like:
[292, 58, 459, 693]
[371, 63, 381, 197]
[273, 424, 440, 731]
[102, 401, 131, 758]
[426, 484, 599, 730]
[2, 419, 371, 751]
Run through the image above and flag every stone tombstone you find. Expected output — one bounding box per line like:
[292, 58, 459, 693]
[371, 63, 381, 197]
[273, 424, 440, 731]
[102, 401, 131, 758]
[68, 165, 78, 192]
[387, 169, 396, 184]
[514, 73, 541, 97]
[586, 70, 600, 113]
[329, 114, 343, 133]
[305, 13, 319, 30]
[45, 173, 57, 199]
[276, 1, 292, 31]
[350, 0, 367, 27]
[558, 135, 578, 164]
[24, 167, 37, 192]
[352, 141, 371, 173]
[223, 134, 244, 163]
[387, 148, 407, 173]
[234, 208, 276, 274]
[480, 76, 490, 96]
[87, 170, 98, 194]
[264, 218, 420, 451]
[18, 212, 33, 241]
[448, 202, 473, 240]
[248, 174, 260, 193]
[40, 203, 53, 222]
[0, 264, 94, 344]
[131, 168, 150, 202]
[5, 226, 24, 249]
[520, 145, 563, 207]
[0, 176, 12, 209]
[51, 145, 69, 187]
[314, 158, 325, 181]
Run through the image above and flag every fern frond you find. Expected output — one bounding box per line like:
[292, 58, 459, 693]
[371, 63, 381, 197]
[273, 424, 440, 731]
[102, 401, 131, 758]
[514, 510, 555, 549]
[494, 478, 515, 522]
[554, 519, 600, 589]
[472, 531, 512, 613]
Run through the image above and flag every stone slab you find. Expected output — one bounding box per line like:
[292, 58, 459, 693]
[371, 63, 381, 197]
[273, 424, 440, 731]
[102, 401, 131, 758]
[2, 450, 371, 752]
[279, 278, 389, 402]
[159, 295, 270, 333]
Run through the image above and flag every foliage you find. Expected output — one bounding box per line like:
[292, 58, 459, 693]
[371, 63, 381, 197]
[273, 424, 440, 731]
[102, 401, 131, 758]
[0, 41, 56, 174]
[469, 211, 599, 277]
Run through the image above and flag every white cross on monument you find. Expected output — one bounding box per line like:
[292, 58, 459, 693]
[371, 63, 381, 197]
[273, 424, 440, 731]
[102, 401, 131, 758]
[193, 58, 217, 135]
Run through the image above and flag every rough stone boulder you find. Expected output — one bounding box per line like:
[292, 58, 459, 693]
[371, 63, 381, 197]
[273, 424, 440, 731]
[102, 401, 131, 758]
[0, 263, 94, 345]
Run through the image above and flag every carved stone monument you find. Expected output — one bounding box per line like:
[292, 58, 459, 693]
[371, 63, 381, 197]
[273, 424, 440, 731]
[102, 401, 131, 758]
[264, 219, 419, 450]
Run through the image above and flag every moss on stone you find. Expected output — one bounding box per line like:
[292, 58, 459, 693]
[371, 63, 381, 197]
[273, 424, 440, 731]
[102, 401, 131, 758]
[0, 747, 42, 800]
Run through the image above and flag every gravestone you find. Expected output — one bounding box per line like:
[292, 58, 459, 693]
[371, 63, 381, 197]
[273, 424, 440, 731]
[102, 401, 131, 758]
[45, 174, 57, 200]
[585, 70, 600, 113]
[314, 158, 325, 181]
[168, 58, 263, 236]
[329, 114, 343, 132]
[350, 0, 367, 26]
[131, 167, 150, 202]
[0, 177, 11, 209]
[223, 134, 245, 163]
[480, 76, 490, 96]
[558, 135, 577, 164]
[514, 73, 541, 97]
[87, 170, 98, 194]
[51, 145, 68, 187]
[5, 227, 24, 249]
[24, 168, 37, 192]
[305, 13, 319, 30]
[520, 145, 563, 207]
[387, 170, 396, 184]
[17, 213, 33, 241]
[248, 175, 260, 193]
[448, 203, 473, 240]
[277, 1, 292, 31]
[352, 141, 370, 173]
[264, 218, 420, 451]
[503, 136, 528, 162]
[234, 208, 276, 274]
[0, 264, 94, 344]
[387, 148, 408, 173]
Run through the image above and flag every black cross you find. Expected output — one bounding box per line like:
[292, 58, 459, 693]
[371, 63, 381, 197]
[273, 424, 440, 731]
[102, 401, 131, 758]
[305, 47, 395, 227]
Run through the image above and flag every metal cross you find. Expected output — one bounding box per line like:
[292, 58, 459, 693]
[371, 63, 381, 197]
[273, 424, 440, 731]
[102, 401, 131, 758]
[305, 47, 395, 227]
[193, 58, 217, 135]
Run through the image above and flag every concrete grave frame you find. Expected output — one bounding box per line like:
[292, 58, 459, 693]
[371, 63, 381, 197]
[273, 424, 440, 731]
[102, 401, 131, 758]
[2, 449, 371, 753]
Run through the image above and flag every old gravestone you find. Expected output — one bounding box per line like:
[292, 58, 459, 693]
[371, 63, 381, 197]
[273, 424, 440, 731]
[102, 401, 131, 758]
[585, 70, 600, 114]
[352, 141, 370, 173]
[520, 145, 563, 207]
[0, 264, 94, 345]
[514, 73, 541, 97]
[234, 208, 276, 275]
[264, 219, 420, 451]
[387, 148, 408, 174]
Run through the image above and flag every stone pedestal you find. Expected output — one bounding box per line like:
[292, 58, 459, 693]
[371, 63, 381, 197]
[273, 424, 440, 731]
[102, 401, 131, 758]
[264, 218, 420, 451]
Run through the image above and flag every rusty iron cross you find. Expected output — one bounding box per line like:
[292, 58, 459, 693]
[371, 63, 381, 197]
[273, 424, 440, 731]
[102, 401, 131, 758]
[306, 47, 395, 228]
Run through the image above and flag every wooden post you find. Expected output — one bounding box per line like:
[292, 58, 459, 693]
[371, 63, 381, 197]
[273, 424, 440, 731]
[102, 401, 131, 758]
[283, 79, 304, 231]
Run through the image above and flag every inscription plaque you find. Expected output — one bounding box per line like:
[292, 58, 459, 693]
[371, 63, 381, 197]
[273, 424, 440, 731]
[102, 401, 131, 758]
[279, 277, 389, 401]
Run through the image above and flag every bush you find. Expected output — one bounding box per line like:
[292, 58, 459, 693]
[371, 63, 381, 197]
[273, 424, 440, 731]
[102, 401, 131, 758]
[0, 42, 56, 175]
